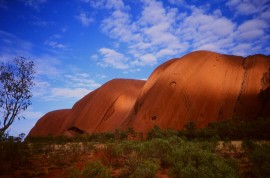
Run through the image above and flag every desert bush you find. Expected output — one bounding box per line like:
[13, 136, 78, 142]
[0, 133, 29, 175]
[114, 129, 127, 141]
[130, 158, 160, 178]
[176, 117, 270, 140]
[65, 166, 81, 178]
[168, 142, 239, 178]
[82, 161, 111, 178]
[140, 138, 172, 167]
[147, 126, 177, 139]
[243, 141, 270, 178]
[104, 142, 125, 167]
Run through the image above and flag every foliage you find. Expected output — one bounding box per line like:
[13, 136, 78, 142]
[177, 117, 270, 140]
[0, 57, 35, 138]
[63, 162, 111, 178]
[168, 141, 239, 178]
[65, 166, 81, 178]
[0, 133, 29, 175]
[101, 137, 238, 178]
[82, 161, 111, 178]
[130, 158, 159, 178]
[243, 141, 270, 178]
[147, 126, 177, 139]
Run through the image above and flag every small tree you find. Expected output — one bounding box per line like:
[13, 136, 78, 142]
[0, 57, 35, 138]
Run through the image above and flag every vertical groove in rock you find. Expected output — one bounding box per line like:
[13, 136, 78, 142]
[233, 57, 248, 118]
[95, 95, 120, 130]
[257, 62, 270, 117]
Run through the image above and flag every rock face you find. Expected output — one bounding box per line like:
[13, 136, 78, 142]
[67, 79, 145, 133]
[129, 51, 270, 132]
[28, 79, 145, 136]
[28, 109, 71, 137]
[28, 51, 270, 136]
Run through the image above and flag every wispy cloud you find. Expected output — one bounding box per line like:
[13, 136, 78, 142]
[50, 88, 91, 99]
[35, 56, 62, 77]
[87, 0, 269, 66]
[226, 0, 270, 15]
[98, 48, 129, 69]
[23, 109, 44, 120]
[0, 30, 33, 59]
[65, 73, 101, 88]
[76, 12, 94, 27]
[85, 0, 125, 10]
[44, 40, 68, 50]
[31, 16, 54, 27]
[22, 0, 47, 10]
[236, 19, 268, 41]
[35, 72, 101, 101]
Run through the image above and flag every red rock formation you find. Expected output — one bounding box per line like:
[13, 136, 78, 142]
[129, 51, 270, 132]
[28, 51, 270, 136]
[28, 109, 70, 137]
[67, 79, 145, 133]
[28, 79, 145, 136]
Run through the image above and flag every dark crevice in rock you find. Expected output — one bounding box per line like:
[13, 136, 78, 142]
[96, 95, 120, 130]
[151, 115, 157, 120]
[233, 57, 248, 118]
[170, 81, 176, 87]
[134, 99, 144, 115]
[257, 64, 270, 118]
[67, 127, 85, 135]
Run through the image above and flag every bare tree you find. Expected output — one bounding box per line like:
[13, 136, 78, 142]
[0, 57, 35, 138]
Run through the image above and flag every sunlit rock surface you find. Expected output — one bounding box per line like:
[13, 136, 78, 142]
[28, 79, 145, 136]
[129, 51, 270, 132]
[29, 51, 270, 136]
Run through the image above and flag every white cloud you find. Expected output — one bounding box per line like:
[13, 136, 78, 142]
[231, 43, 252, 56]
[0, 30, 33, 58]
[33, 79, 51, 97]
[238, 19, 268, 32]
[132, 54, 157, 66]
[179, 7, 236, 52]
[22, 0, 47, 10]
[91, 54, 98, 60]
[260, 8, 270, 20]
[76, 12, 93, 27]
[88, 0, 269, 69]
[23, 110, 44, 120]
[61, 27, 67, 32]
[226, 0, 270, 15]
[85, 0, 125, 10]
[168, 0, 186, 5]
[236, 19, 268, 41]
[34, 72, 100, 101]
[51, 88, 92, 99]
[101, 10, 137, 42]
[98, 0, 186, 67]
[65, 73, 101, 88]
[44, 40, 68, 50]
[96, 74, 107, 79]
[35, 57, 61, 77]
[98, 48, 129, 69]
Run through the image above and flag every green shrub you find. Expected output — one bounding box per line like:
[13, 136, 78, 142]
[0, 133, 29, 175]
[147, 126, 177, 139]
[168, 142, 239, 178]
[244, 142, 270, 178]
[65, 166, 81, 178]
[130, 159, 159, 178]
[140, 138, 172, 167]
[82, 161, 111, 178]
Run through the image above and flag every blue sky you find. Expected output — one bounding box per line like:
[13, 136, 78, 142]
[0, 0, 269, 136]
